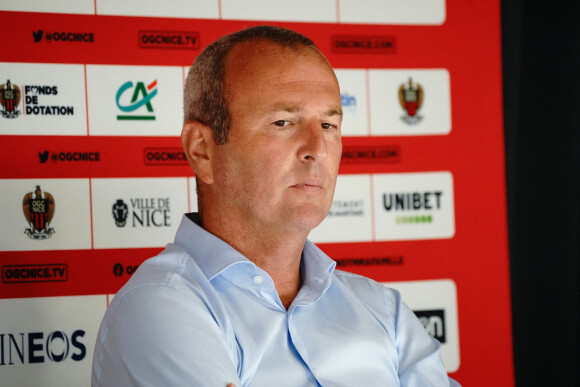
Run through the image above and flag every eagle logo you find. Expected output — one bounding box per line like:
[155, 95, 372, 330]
[398, 78, 424, 125]
[0, 79, 22, 118]
[23, 185, 55, 239]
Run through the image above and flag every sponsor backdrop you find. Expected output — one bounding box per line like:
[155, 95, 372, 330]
[0, 1, 512, 385]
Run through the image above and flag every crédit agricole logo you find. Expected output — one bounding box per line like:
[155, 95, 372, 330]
[116, 80, 158, 120]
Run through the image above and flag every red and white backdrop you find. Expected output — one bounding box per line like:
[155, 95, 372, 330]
[0, 1, 513, 385]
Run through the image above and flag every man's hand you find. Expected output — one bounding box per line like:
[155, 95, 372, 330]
[227, 384, 237, 387]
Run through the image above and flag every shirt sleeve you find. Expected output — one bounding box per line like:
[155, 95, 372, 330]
[392, 290, 456, 387]
[92, 284, 241, 387]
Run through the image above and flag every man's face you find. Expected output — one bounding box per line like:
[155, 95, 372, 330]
[210, 40, 342, 235]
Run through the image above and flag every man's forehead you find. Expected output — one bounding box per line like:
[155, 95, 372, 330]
[223, 38, 340, 112]
[229, 38, 308, 56]
[225, 39, 329, 75]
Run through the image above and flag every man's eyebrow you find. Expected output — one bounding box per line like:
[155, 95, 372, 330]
[325, 108, 343, 117]
[270, 104, 300, 113]
[267, 105, 343, 118]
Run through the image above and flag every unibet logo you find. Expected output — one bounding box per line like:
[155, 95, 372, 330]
[116, 80, 158, 121]
[383, 191, 442, 224]
[0, 330, 86, 365]
[373, 172, 454, 241]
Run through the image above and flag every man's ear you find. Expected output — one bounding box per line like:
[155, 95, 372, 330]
[181, 120, 215, 184]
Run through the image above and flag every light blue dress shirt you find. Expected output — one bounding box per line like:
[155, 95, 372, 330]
[92, 214, 458, 386]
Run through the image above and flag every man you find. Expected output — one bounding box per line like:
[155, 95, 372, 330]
[92, 26, 458, 386]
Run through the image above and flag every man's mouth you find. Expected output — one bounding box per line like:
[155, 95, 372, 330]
[291, 178, 323, 193]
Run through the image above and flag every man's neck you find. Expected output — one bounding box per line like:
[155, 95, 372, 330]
[199, 211, 307, 310]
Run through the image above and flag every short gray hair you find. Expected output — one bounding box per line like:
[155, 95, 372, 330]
[183, 25, 317, 145]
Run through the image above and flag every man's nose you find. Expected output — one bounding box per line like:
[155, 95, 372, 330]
[297, 121, 328, 162]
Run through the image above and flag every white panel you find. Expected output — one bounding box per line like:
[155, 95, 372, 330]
[91, 177, 188, 248]
[0, 0, 94, 14]
[369, 69, 451, 136]
[0, 63, 87, 136]
[86, 65, 183, 136]
[0, 295, 107, 386]
[0, 179, 92, 251]
[339, 0, 446, 25]
[309, 174, 372, 243]
[335, 69, 368, 137]
[373, 171, 455, 241]
[383, 279, 460, 372]
[221, 0, 336, 22]
[95, 0, 219, 18]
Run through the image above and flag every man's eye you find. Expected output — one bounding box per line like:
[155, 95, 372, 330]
[273, 120, 291, 127]
[321, 122, 337, 130]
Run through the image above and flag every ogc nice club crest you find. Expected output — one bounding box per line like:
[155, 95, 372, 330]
[0, 79, 22, 119]
[23, 185, 55, 239]
[398, 78, 424, 125]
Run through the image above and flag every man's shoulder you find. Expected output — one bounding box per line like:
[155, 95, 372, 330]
[107, 243, 211, 315]
[331, 269, 402, 310]
[97, 242, 232, 354]
[332, 268, 398, 292]
[93, 245, 240, 387]
[118, 244, 190, 289]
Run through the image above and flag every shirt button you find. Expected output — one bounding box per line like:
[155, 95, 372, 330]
[253, 275, 263, 284]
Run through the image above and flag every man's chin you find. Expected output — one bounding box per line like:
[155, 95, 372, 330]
[283, 205, 328, 234]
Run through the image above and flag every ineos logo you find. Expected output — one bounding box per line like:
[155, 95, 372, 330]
[0, 329, 86, 365]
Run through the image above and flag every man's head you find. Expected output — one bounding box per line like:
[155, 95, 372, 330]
[184, 25, 317, 145]
[182, 26, 342, 236]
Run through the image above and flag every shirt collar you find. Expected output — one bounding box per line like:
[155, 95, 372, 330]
[174, 213, 337, 298]
[298, 240, 337, 304]
[174, 213, 251, 281]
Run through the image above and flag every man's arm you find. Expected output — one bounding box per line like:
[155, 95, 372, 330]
[92, 284, 241, 387]
[394, 294, 457, 386]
